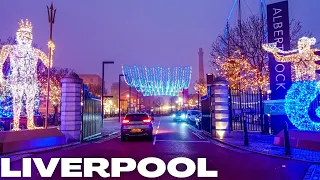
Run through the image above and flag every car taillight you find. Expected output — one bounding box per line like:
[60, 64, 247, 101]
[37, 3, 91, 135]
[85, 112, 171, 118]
[143, 119, 151, 123]
[122, 119, 130, 123]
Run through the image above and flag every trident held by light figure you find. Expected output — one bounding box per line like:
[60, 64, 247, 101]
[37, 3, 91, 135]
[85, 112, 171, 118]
[0, 19, 55, 131]
[44, 2, 57, 129]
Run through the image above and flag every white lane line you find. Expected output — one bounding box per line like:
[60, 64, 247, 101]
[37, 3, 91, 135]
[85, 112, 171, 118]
[155, 140, 208, 143]
[153, 136, 157, 145]
[192, 132, 205, 139]
[153, 116, 162, 146]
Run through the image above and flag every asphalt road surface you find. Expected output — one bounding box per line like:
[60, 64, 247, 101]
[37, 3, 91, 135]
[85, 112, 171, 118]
[4, 116, 311, 179]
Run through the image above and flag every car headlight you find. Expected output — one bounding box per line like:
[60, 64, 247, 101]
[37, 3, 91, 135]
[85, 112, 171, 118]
[172, 114, 176, 118]
[181, 114, 186, 119]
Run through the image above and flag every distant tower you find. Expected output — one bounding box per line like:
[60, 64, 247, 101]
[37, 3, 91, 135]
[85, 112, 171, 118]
[198, 48, 205, 81]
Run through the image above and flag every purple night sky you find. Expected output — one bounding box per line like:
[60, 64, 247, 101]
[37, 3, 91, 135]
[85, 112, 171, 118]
[0, 0, 319, 91]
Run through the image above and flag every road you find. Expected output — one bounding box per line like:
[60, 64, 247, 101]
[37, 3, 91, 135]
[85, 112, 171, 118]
[4, 116, 311, 179]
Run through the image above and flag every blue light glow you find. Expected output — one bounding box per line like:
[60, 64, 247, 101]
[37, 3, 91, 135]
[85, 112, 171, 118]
[181, 114, 186, 119]
[122, 65, 192, 96]
[285, 81, 320, 131]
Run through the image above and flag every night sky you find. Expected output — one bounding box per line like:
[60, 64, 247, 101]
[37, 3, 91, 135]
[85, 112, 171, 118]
[0, 0, 319, 90]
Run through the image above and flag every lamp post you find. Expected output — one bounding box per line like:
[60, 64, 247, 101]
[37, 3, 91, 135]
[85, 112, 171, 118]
[129, 86, 131, 112]
[45, 3, 56, 129]
[197, 91, 200, 109]
[119, 74, 124, 122]
[102, 61, 114, 124]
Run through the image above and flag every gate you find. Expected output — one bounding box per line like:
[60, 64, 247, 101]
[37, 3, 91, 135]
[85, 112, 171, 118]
[229, 89, 270, 132]
[81, 85, 102, 141]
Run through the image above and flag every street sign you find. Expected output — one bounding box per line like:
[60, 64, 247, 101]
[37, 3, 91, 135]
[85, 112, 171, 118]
[263, 100, 286, 115]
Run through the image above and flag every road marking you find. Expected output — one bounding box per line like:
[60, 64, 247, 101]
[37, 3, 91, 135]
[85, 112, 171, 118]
[155, 140, 209, 143]
[192, 132, 205, 139]
[153, 117, 162, 146]
[153, 136, 157, 145]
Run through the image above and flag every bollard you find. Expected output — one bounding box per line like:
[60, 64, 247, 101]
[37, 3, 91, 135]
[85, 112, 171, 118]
[263, 115, 270, 135]
[284, 121, 291, 155]
[243, 119, 249, 146]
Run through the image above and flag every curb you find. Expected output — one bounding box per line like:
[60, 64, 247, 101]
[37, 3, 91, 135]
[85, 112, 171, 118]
[190, 126, 320, 164]
[1, 131, 120, 161]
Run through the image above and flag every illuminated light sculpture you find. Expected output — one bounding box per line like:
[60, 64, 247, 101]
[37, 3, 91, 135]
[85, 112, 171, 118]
[0, 19, 54, 131]
[194, 80, 207, 96]
[216, 51, 269, 92]
[122, 65, 192, 96]
[263, 37, 320, 131]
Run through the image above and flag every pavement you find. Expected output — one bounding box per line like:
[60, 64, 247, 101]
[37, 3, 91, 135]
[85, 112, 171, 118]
[0, 116, 313, 179]
[102, 118, 120, 136]
[214, 131, 320, 163]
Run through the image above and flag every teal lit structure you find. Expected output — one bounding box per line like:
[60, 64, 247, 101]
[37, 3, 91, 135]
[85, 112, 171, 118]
[122, 65, 192, 96]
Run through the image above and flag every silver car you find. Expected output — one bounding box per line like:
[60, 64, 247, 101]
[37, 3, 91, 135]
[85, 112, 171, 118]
[187, 110, 201, 125]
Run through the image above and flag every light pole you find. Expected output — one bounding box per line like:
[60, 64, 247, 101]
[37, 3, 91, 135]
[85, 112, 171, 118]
[119, 74, 124, 121]
[126, 94, 130, 112]
[45, 3, 56, 129]
[102, 61, 114, 123]
[197, 91, 200, 109]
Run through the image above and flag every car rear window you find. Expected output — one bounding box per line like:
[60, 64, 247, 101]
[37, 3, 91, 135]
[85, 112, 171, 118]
[125, 114, 149, 121]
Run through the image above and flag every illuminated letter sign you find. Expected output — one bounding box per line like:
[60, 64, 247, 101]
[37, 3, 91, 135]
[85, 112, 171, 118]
[267, 1, 292, 134]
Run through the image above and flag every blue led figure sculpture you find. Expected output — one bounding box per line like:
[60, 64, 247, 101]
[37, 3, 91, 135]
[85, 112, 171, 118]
[122, 66, 192, 96]
[263, 37, 320, 131]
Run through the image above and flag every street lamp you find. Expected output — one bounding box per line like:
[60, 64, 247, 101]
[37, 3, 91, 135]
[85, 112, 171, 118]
[197, 91, 200, 109]
[119, 74, 124, 121]
[45, 2, 56, 129]
[102, 61, 114, 123]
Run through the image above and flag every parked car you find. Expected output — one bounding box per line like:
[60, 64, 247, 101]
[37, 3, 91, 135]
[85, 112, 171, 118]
[172, 111, 187, 122]
[186, 109, 201, 125]
[120, 113, 153, 141]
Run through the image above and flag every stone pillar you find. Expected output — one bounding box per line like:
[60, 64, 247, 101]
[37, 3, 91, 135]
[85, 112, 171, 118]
[212, 77, 230, 139]
[60, 72, 83, 141]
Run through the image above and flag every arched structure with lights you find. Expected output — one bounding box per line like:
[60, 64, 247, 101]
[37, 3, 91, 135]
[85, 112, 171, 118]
[122, 65, 192, 96]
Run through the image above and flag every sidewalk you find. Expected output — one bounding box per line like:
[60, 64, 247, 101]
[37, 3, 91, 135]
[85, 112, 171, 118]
[102, 119, 120, 136]
[0, 119, 120, 159]
[104, 117, 118, 121]
[214, 131, 320, 163]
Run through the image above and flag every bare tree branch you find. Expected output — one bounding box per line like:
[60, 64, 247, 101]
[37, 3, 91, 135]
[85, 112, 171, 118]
[211, 14, 311, 91]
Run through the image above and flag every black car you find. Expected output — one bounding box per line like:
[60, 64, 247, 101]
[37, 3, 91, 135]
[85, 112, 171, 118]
[121, 113, 153, 141]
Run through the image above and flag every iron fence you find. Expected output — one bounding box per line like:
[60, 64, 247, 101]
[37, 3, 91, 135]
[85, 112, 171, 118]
[229, 89, 270, 132]
[81, 85, 102, 141]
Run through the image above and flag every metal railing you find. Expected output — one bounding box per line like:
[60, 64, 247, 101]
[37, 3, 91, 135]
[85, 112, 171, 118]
[81, 85, 102, 141]
[229, 89, 270, 132]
